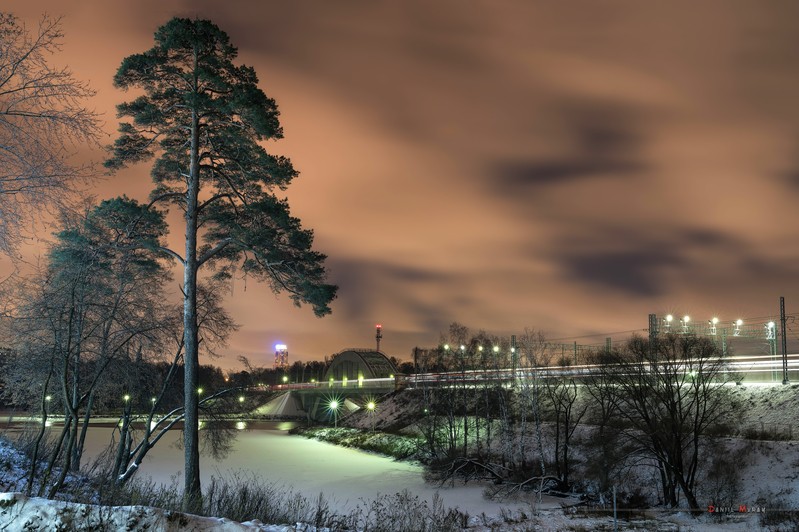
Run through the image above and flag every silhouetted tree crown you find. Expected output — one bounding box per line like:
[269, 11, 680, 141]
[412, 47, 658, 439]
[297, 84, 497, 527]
[105, 17, 337, 315]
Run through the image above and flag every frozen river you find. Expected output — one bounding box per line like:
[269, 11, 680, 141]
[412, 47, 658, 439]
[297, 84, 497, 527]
[73, 421, 542, 516]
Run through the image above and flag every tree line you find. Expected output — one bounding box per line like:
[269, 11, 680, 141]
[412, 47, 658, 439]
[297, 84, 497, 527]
[414, 322, 734, 514]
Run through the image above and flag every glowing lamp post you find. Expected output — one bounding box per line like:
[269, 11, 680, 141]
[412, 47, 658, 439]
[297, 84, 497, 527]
[329, 400, 340, 428]
[366, 400, 376, 432]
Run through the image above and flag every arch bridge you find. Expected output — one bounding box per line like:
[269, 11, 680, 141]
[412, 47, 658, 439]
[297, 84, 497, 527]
[252, 349, 399, 422]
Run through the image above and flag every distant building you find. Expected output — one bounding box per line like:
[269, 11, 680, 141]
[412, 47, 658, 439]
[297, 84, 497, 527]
[274, 344, 288, 370]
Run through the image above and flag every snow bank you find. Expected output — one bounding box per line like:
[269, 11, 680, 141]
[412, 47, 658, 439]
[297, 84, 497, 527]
[0, 492, 314, 531]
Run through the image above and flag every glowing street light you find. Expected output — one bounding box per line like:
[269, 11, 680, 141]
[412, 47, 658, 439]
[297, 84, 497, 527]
[766, 321, 776, 340]
[366, 400, 376, 432]
[734, 319, 743, 336]
[282, 375, 288, 384]
[123, 394, 131, 402]
[238, 395, 245, 403]
[329, 399, 340, 428]
[664, 314, 674, 330]
[709, 317, 719, 335]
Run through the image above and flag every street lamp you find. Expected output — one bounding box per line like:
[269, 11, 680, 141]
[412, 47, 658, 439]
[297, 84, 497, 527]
[366, 400, 376, 432]
[329, 399, 340, 428]
[43, 395, 52, 425]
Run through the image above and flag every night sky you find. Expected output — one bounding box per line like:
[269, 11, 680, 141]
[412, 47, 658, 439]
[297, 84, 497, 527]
[8, 1, 799, 369]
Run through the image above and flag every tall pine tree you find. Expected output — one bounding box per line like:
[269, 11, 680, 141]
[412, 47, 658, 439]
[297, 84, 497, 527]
[105, 18, 337, 510]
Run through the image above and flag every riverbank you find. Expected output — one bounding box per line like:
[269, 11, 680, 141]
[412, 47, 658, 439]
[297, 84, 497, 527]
[290, 426, 422, 461]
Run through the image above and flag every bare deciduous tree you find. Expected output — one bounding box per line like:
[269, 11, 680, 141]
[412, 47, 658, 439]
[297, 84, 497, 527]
[0, 13, 100, 254]
[607, 334, 732, 512]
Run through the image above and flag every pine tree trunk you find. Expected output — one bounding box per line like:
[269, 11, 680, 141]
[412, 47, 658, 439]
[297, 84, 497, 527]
[183, 53, 202, 512]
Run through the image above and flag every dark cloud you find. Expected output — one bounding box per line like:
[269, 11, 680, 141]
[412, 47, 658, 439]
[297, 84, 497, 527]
[682, 229, 739, 247]
[558, 248, 685, 297]
[551, 226, 746, 296]
[496, 159, 643, 187]
[493, 99, 648, 190]
[326, 257, 450, 320]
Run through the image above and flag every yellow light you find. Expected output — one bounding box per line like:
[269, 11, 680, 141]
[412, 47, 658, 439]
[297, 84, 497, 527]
[282, 375, 288, 383]
[197, 388, 204, 395]
[366, 401, 376, 411]
[238, 396, 245, 403]
[123, 394, 130, 402]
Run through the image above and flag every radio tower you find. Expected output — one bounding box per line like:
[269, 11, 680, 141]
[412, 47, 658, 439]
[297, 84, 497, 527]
[375, 324, 383, 352]
[274, 343, 289, 369]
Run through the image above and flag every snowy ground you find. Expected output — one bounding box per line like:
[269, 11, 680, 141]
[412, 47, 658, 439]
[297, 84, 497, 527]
[1, 383, 799, 530]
